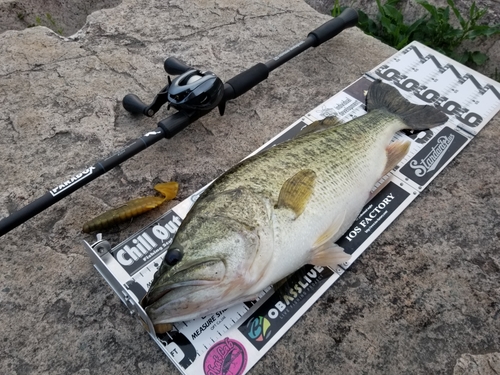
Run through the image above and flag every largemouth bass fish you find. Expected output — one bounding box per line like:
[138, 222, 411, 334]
[141, 80, 448, 329]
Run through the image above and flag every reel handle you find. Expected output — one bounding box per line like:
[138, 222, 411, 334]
[123, 94, 152, 116]
[164, 57, 194, 75]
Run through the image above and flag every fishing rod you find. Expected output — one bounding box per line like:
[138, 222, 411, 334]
[0, 8, 358, 237]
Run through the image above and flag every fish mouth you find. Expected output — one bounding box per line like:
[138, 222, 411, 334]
[140, 258, 226, 310]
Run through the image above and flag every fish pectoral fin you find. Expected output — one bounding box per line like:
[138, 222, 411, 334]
[297, 116, 343, 137]
[309, 242, 351, 267]
[309, 211, 350, 267]
[382, 140, 411, 177]
[276, 169, 316, 218]
[312, 210, 346, 248]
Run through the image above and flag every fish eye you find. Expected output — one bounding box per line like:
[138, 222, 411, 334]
[165, 247, 183, 266]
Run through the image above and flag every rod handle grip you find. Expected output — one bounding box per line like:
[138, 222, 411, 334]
[223, 63, 269, 101]
[308, 8, 358, 47]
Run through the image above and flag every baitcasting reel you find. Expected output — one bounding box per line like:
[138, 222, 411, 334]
[122, 57, 225, 117]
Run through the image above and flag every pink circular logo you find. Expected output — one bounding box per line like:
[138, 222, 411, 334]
[203, 337, 247, 375]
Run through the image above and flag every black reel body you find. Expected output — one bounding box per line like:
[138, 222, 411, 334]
[168, 70, 224, 111]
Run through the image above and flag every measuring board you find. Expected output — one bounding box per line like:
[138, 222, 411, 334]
[82, 42, 500, 375]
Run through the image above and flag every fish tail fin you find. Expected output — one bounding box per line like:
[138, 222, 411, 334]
[366, 80, 448, 130]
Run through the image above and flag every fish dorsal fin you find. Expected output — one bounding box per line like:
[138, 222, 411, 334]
[276, 169, 316, 218]
[296, 116, 343, 137]
[154, 182, 179, 200]
[383, 140, 411, 177]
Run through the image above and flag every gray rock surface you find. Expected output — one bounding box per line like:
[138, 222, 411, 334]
[454, 353, 500, 375]
[0, 0, 499, 374]
[0, 0, 121, 35]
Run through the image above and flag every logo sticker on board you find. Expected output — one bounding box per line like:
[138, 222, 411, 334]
[400, 127, 468, 186]
[239, 265, 333, 350]
[203, 338, 247, 375]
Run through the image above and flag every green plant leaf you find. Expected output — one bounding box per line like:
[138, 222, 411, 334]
[468, 25, 500, 38]
[416, 0, 439, 19]
[469, 2, 486, 25]
[395, 35, 409, 49]
[407, 18, 426, 36]
[381, 16, 396, 34]
[331, 0, 346, 17]
[447, 0, 466, 28]
[358, 10, 379, 35]
[450, 51, 470, 64]
[438, 6, 451, 23]
[471, 51, 488, 65]
[383, 4, 403, 23]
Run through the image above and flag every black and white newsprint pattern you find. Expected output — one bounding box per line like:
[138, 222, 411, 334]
[82, 42, 500, 375]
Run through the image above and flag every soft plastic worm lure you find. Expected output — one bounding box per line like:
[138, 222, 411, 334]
[83, 182, 178, 233]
